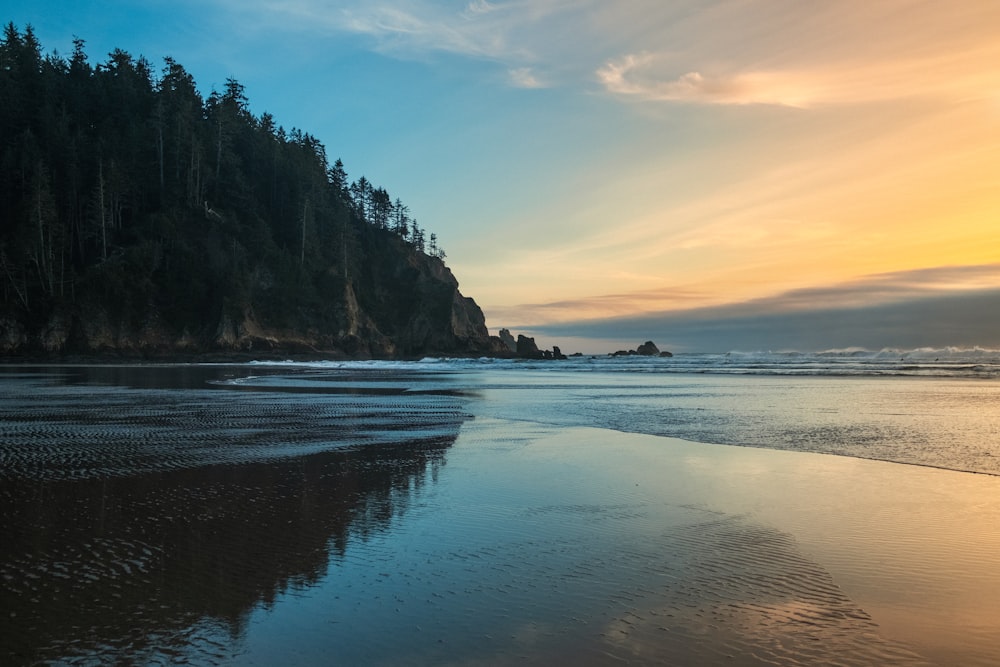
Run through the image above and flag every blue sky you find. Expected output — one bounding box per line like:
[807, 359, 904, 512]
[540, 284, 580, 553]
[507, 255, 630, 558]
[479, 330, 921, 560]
[5, 1, 1000, 352]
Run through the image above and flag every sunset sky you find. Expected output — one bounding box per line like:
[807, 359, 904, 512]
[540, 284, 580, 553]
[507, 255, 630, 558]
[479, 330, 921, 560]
[8, 1, 1000, 352]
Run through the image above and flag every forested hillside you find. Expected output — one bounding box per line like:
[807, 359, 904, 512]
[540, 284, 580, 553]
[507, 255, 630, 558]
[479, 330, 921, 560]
[0, 24, 500, 357]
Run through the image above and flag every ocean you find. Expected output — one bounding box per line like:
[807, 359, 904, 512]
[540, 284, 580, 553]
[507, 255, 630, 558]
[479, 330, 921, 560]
[250, 349, 1000, 475]
[2, 352, 999, 665]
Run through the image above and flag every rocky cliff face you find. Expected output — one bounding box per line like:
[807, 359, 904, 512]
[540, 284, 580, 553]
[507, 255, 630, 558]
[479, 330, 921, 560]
[0, 247, 502, 360]
[345, 248, 503, 358]
[368, 248, 500, 357]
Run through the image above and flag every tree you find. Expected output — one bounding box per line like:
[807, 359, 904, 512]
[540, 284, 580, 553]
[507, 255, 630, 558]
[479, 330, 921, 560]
[370, 187, 392, 230]
[328, 158, 349, 202]
[28, 159, 61, 295]
[411, 220, 425, 253]
[349, 176, 371, 222]
[156, 57, 204, 204]
[392, 197, 410, 239]
[206, 78, 249, 185]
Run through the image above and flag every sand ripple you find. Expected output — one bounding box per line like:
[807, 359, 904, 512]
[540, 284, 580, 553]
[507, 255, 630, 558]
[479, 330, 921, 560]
[598, 515, 932, 666]
[0, 381, 468, 480]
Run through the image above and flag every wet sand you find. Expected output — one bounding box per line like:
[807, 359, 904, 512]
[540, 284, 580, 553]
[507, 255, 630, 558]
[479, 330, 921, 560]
[2, 366, 1000, 665]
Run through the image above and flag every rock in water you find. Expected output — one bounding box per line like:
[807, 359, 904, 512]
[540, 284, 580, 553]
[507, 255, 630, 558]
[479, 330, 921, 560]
[498, 328, 517, 352]
[516, 335, 542, 359]
[636, 341, 660, 356]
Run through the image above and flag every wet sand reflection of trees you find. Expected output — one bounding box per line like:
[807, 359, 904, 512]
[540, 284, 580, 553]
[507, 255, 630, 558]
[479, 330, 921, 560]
[0, 367, 465, 665]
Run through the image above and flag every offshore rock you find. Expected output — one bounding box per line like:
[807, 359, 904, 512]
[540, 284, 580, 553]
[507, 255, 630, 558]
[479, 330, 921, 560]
[636, 341, 660, 356]
[498, 328, 517, 353]
[516, 334, 542, 359]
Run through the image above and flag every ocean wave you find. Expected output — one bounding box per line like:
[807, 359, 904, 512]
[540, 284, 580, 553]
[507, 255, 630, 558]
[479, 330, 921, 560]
[238, 347, 1000, 379]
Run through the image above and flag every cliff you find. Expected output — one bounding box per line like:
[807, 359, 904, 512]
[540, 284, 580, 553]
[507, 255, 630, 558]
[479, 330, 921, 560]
[0, 234, 500, 359]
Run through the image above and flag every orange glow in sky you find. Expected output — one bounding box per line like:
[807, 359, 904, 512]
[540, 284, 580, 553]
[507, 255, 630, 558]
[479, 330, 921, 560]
[447, 1, 1000, 348]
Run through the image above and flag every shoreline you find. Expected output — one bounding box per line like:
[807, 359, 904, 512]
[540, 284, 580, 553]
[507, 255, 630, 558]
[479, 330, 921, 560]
[3, 360, 999, 480]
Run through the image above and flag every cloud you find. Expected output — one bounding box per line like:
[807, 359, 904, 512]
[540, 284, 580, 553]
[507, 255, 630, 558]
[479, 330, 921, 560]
[596, 39, 1000, 108]
[596, 54, 814, 107]
[488, 285, 710, 326]
[336, 4, 509, 59]
[522, 265, 1000, 352]
[226, 2, 1000, 103]
[591, 2, 1000, 108]
[463, 0, 498, 16]
[571, 290, 1000, 353]
[262, 0, 597, 60]
[508, 66, 545, 88]
[224, 0, 600, 88]
[221, 0, 521, 60]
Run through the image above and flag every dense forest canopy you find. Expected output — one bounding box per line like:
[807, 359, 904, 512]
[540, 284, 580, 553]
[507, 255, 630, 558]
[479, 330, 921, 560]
[0, 23, 470, 356]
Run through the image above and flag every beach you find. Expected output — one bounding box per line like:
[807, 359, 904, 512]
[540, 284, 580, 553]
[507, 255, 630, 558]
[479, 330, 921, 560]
[2, 362, 999, 665]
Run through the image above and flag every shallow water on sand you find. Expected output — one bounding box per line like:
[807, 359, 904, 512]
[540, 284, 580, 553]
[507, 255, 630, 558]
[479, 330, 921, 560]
[2, 364, 999, 665]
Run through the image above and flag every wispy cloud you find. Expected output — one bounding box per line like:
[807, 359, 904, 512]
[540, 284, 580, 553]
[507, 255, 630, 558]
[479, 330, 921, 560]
[226, 0, 595, 86]
[227, 2, 1000, 101]
[496, 264, 1000, 328]
[222, 0, 518, 60]
[335, 4, 510, 59]
[737, 264, 1000, 313]
[462, 0, 499, 17]
[593, 1, 1000, 108]
[526, 266, 1000, 352]
[595, 46, 1000, 108]
[508, 66, 545, 88]
[488, 284, 711, 326]
[536, 289, 1000, 353]
[235, 0, 574, 62]
[596, 54, 816, 108]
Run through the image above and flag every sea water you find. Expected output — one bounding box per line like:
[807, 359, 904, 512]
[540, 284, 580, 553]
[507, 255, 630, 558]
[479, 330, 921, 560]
[246, 350, 1000, 475]
[2, 352, 999, 665]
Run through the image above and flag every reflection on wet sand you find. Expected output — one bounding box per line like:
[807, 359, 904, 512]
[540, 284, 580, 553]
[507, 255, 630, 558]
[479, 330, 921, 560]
[4, 365, 999, 665]
[595, 516, 930, 666]
[0, 366, 464, 665]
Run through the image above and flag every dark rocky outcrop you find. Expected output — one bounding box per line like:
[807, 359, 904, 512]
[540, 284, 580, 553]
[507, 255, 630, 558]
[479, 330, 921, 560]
[486, 330, 570, 360]
[636, 341, 660, 356]
[611, 342, 673, 358]
[498, 328, 517, 353]
[516, 335, 542, 359]
[351, 242, 503, 357]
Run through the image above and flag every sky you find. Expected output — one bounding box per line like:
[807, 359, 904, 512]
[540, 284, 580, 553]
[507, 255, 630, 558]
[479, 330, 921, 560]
[6, 1, 1000, 353]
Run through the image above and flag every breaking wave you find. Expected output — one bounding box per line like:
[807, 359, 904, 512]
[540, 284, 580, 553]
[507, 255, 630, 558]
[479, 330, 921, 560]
[244, 346, 1000, 378]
